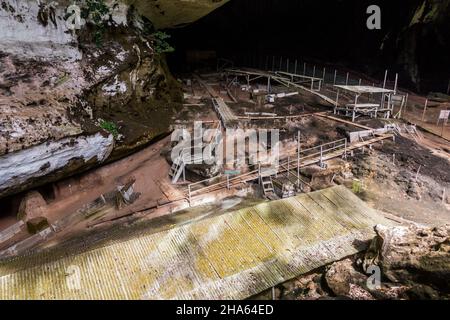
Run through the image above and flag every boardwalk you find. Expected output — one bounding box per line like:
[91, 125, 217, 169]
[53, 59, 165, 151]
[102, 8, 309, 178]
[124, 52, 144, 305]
[0, 186, 392, 300]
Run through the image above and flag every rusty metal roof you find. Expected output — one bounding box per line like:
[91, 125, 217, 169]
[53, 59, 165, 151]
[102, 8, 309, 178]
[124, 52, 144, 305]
[0, 186, 391, 300]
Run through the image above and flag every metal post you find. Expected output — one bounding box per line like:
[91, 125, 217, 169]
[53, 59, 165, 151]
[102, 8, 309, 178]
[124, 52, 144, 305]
[287, 155, 290, 178]
[188, 185, 191, 204]
[313, 65, 316, 78]
[258, 162, 261, 184]
[345, 73, 349, 86]
[421, 99, 428, 121]
[286, 58, 289, 73]
[322, 67, 326, 83]
[404, 93, 409, 114]
[394, 73, 398, 93]
[294, 59, 298, 74]
[383, 70, 388, 89]
[265, 56, 269, 70]
[334, 90, 340, 114]
[227, 174, 230, 190]
[447, 79, 450, 95]
[333, 70, 337, 85]
[320, 145, 323, 167]
[359, 79, 362, 86]
[297, 131, 300, 186]
[344, 139, 347, 159]
[279, 57, 283, 71]
[303, 62, 306, 76]
[272, 56, 275, 71]
[353, 94, 359, 122]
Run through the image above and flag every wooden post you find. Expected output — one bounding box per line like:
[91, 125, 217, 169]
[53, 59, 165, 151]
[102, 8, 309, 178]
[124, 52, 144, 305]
[421, 99, 428, 121]
[303, 62, 306, 76]
[333, 70, 337, 85]
[359, 79, 362, 86]
[313, 65, 316, 78]
[322, 67, 326, 83]
[294, 59, 298, 74]
[286, 58, 289, 73]
[345, 72, 349, 86]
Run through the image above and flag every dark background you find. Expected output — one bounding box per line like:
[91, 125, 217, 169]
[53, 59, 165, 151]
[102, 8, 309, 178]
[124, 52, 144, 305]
[167, 0, 450, 93]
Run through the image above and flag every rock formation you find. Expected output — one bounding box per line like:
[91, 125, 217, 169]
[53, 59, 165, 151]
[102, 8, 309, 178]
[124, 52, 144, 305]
[0, 0, 226, 198]
[273, 224, 450, 300]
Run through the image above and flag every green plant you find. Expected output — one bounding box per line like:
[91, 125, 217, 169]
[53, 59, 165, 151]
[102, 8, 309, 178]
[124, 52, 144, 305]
[99, 119, 119, 139]
[152, 31, 175, 54]
[76, 0, 110, 46]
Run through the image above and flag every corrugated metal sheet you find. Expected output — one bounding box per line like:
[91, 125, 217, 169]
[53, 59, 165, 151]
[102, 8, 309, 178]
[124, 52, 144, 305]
[0, 186, 392, 300]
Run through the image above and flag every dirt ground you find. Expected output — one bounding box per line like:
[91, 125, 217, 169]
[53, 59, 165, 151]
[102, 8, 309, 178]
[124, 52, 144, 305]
[346, 134, 450, 226]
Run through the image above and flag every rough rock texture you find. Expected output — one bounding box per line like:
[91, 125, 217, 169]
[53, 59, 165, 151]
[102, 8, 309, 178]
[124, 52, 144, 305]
[384, 0, 450, 91]
[324, 258, 371, 298]
[262, 224, 450, 300]
[17, 191, 47, 222]
[127, 0, 230, 29]
[364, 224, 450, 293]
[26, 217, 50, 234]
[0, 0, 190, 198]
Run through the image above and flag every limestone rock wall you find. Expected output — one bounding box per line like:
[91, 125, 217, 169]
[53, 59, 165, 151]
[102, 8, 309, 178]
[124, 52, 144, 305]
[0, 0, 191, 198]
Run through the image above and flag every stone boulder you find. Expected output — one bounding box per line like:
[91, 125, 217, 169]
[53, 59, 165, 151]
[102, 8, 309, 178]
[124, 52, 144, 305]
[325, 258, 373, 299]
[17, 191, 47, 222]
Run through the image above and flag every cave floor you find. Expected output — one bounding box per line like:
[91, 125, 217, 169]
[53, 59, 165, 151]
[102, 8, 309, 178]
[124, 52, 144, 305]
[0, 69, 449, 261]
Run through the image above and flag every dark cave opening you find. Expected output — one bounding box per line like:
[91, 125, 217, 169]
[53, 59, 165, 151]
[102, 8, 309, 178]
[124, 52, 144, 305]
[167, 0, 450, 93]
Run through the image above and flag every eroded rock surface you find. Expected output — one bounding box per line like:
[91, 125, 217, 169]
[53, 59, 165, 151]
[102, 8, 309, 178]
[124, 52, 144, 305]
[0, 0, 188, 198]
[260, 224, 450, 300]
[364, 224, 450, 294]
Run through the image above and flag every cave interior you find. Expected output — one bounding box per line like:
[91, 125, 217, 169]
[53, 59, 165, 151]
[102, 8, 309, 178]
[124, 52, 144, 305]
[167, 0, 450, 93]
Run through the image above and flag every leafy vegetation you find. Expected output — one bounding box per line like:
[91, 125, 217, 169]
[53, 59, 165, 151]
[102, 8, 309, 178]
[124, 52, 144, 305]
[99, 119, 119, 139]
[151, 31, 175, 54]
[70, 0, 110, 46]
